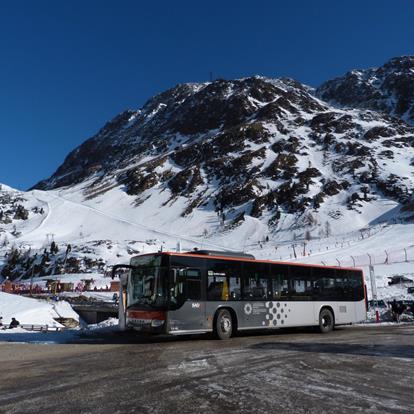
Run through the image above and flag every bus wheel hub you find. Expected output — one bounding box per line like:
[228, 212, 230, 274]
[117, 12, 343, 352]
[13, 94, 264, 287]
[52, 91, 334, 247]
[221, 318, 231, 332]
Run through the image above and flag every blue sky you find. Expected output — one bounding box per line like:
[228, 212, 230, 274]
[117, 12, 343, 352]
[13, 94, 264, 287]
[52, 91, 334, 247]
[1, 0, 414, 190]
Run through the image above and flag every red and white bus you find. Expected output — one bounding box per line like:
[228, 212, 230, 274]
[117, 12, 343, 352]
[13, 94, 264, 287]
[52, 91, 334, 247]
[113, 250, 366, 339]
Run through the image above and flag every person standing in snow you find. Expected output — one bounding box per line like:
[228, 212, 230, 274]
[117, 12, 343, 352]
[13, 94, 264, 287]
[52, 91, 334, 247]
[397, 302, 405, 322]
[391, 300, 398, 322]
[9, 317, 20, 329]
[391, 300, 403, 323]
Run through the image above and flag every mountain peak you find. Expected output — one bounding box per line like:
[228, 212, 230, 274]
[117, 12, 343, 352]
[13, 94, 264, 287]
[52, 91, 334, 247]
[317, 56, 414, 123]
[30, 65, 414, 232]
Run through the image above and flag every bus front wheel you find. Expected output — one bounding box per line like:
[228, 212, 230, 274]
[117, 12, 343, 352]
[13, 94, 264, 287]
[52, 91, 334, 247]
[214, 309, 233, 340]
[319, 308, 334, 333]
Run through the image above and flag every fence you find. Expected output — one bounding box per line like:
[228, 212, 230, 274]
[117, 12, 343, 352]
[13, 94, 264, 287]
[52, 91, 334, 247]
[317, 245, 414, 268]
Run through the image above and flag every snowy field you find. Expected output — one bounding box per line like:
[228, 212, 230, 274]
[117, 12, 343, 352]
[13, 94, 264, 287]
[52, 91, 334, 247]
[0, 292, 79, 328]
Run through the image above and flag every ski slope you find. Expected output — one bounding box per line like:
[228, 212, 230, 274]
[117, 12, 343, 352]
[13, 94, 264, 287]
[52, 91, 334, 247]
[1, 182, 413, 302]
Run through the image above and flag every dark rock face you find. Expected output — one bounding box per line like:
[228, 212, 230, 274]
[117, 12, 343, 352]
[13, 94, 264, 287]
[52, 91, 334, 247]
[32, 65, 414, 223]
[317, 56, 414, 124]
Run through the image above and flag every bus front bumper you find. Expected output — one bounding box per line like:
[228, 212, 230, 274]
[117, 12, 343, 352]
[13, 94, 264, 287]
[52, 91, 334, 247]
[126, 310, 166, 333]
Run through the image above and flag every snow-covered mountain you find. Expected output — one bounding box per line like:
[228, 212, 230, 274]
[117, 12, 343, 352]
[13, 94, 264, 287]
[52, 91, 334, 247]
[317, 56, 414, 125]
[33, 74, 414, 223]
[1, 57, 414, 301]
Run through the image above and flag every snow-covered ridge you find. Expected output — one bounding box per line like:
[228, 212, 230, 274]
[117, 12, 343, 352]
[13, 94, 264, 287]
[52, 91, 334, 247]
[317, 55, 414, 124]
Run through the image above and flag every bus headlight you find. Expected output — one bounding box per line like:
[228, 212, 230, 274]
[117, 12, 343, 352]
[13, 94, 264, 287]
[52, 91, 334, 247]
[151, 319, 165, 327]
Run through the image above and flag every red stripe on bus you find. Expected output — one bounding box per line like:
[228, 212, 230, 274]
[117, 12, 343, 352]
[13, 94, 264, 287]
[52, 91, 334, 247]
[127, 310, 165, 320]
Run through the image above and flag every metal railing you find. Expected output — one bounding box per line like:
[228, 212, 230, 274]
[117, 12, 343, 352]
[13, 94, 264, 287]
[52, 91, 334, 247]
[317, 245, 414, 268]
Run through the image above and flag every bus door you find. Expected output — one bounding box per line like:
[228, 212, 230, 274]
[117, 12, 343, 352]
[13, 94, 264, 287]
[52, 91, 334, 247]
[168, 268, 206, 333]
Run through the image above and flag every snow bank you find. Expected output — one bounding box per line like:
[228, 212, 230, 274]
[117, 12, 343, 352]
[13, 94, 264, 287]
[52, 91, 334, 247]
[86, 317, 119, 330]
[0, 292, 78, 327]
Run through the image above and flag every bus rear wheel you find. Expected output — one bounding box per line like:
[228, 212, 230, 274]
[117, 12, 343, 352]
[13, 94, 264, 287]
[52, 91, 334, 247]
[319, 308, 334, 333]
[214, 309, 233, 340]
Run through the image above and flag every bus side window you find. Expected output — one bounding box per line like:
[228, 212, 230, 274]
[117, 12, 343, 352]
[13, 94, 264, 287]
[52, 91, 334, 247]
[242, 262, 269, 300]
[171, 268, 201, 303]
[229, 277, 241, 300]
[186, 269, 201, 300]
[207, 275, 241, 301]
[207, 259, 242, 301]
[207, 276, 225, 301]
[280, 279, 289, 299]
[243, 277, 268, 300]
[269, 264, 289, 300]
[287, 266, 312, 300]
[350, 271, 364, 301]
[271, 277, 282, 299]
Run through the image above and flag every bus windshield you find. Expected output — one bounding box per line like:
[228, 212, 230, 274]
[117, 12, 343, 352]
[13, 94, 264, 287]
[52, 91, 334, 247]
[127, 255, 167, 308]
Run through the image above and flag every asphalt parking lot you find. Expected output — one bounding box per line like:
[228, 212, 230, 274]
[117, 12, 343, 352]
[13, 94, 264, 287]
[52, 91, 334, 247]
[0, 324, 413, 414]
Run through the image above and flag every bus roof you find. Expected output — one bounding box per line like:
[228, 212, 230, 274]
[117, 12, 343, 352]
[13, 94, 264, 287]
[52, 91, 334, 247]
[134, 251, 363, 273]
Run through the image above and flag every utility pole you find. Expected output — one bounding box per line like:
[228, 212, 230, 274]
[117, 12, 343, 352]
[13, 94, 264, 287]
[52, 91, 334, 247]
[369, 265, 380, 322]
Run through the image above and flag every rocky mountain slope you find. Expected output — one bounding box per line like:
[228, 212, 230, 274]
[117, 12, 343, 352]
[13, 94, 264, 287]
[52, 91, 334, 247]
[317, 56, 414, 124]
[32, 71, 414, 231]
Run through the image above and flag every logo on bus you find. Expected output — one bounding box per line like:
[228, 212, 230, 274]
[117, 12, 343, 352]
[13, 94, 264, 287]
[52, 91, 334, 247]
[244, 303, 253, 315]
[192, 302, 201, 309]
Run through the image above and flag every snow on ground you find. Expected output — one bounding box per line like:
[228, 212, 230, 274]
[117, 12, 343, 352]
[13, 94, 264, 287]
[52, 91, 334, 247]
[0, 292, 78, 327]
[85, 317, 119, 330]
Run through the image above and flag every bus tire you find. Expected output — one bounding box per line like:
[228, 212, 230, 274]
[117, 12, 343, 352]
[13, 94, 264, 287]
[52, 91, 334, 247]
[319, 308, 334, 333]
[214, 309, 233, 340]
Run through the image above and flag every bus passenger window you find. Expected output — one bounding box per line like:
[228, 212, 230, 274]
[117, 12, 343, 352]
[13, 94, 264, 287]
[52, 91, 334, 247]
[171, 268, 201, 303]
[186, 269, 201, 300]
[207, 276, 226, 301]
[207, 260, 242, 301]
[293, 279, 305, 293]
[280, 279, 289, 299]
[271, 278, 281, 299]
[229, 277, 241, 300]
[243, 278, 268, 300]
